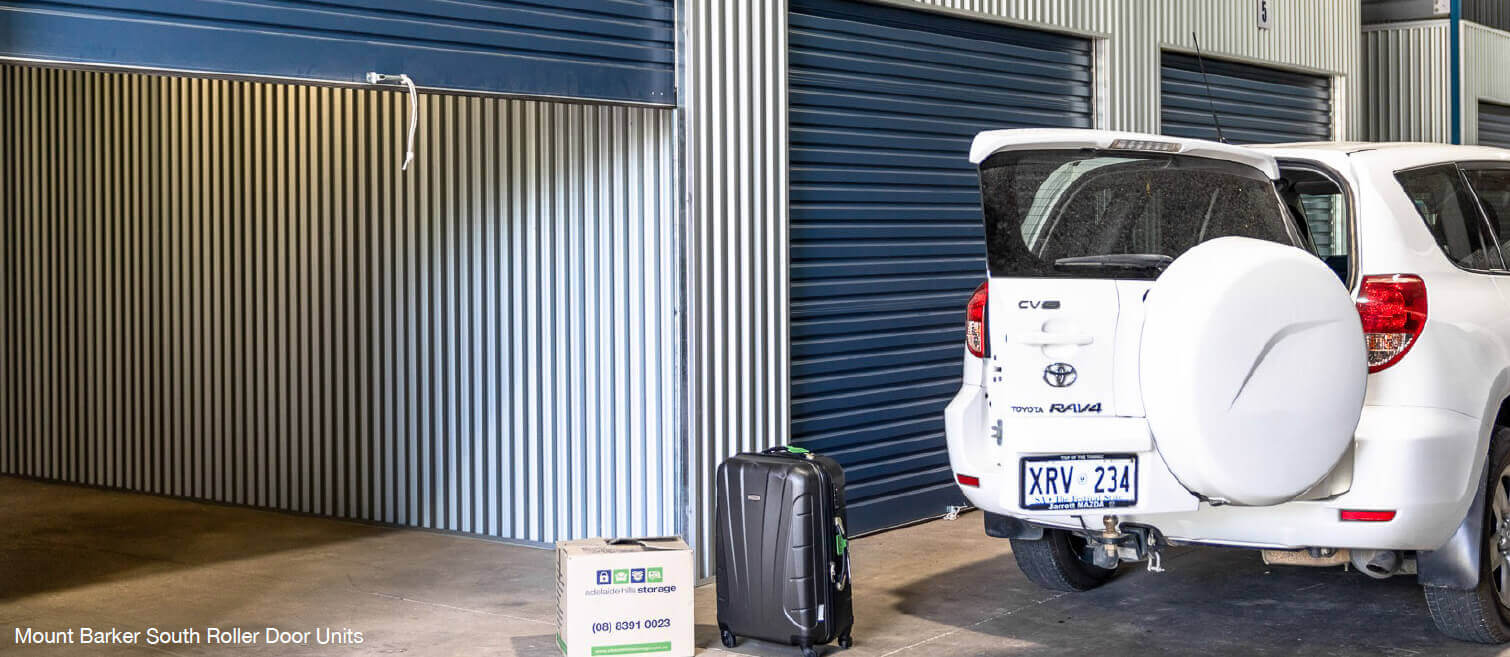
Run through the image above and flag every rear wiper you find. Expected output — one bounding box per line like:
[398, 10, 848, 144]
[1052, 254, 1174, 272]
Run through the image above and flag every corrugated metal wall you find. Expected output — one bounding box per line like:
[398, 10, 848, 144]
[1366, 19, 1510, 146]
[0, 0, 676, 104]
[892, 0, 1115, 34]
[682, 0, 790, 577]
[1362, 20, 1452, 142]
[0, 62, 681, 545]
[1463, 21, 1510, 146]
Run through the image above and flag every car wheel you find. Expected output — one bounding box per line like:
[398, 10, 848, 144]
[1010, 528, 1117, 592]
[1425, 427, 1510, 644]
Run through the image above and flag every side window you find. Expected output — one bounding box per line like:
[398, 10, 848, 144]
[1395, 165, 1502, 270]
[1462, 166, 1510, 257]
[1280, 165, 1351, 282]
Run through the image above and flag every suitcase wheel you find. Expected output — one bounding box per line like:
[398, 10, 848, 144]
[838, 631, 853, 649]
[720, 630, 736, 649]
[801, 644, 819, 657]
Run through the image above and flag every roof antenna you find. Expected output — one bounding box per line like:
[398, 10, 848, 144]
[1191, 33, 1228, 144]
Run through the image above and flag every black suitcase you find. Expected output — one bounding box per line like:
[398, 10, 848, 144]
[715, 446, 854, 657]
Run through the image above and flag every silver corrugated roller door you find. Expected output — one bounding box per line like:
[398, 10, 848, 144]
[787, 0, 1093, 533]
[0, 63, 680, 546]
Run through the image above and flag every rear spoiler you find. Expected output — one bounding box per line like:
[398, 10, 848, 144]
[970, 129, 1280, 179]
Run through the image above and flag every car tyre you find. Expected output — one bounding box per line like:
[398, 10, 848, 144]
[1425, 427, 1510, 644]
[1010, 528, 1117, 592]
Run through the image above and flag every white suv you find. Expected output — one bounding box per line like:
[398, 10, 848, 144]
[944, 129, 1510, 643]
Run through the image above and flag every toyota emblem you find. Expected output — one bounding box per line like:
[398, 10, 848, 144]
[1043, 362, 1077, 388]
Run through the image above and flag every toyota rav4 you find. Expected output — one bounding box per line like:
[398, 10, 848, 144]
[944, 129, 1510, 643]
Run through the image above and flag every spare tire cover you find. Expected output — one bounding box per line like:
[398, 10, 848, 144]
[1141, 237, 1366, 506]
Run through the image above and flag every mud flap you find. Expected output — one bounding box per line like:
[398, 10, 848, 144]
[984, 512, 1045, 540]
[1418, 462, 1488, 590]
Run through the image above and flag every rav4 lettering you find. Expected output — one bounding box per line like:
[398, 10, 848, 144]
[1049, 402, 1102, 414]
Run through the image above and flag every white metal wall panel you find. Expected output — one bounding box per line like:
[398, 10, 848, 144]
[1464, 21, 1510, 146]
[1372, 20, 1510, 146]
[0, 63, 681, 546]
[884, 0, 1115, 34]
[1362, 20, 1452, 142]
[683, 0, 790, 577]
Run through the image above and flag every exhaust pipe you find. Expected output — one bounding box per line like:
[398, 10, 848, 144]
[1351, 550, 1402, 579]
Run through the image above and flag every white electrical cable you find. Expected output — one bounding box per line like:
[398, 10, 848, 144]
[365, 72, 419, 171]
[397, 74, 417, 171]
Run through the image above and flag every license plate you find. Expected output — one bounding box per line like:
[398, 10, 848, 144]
[1020, 455, 1137, 510]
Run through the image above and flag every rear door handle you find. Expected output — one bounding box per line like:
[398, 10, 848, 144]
[1015, 331, 1093, 346]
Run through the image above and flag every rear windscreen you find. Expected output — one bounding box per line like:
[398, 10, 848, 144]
[979, 149, 1297, 278]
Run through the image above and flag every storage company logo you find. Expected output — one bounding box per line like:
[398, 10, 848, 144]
[593, 568, 664, 588]
[585, 566, 675, 598]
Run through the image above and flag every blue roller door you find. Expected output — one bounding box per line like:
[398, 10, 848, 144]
[788, 0, 1093, 533]
[0, 0, 674, 104]
[1480, 102, 1510, 148]
[1161, 52, 1332, 144]
[1161, 52, 1333, 248]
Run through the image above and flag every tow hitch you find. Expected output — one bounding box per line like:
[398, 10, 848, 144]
[1089, 515, 1168, 572]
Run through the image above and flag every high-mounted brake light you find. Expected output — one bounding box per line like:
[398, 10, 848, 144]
[956, 474, 980, 488]
[966, 281, 988, 358]
[1355, 275, 1427, 374]
[1340, 509, 1396, 522]
[1108, 138, 1181, 153]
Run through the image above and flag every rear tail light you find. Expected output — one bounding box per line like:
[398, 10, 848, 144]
[1355, 275, 1426, 373]
[965, 281, 988, 358]
[956, 474, 980, 487]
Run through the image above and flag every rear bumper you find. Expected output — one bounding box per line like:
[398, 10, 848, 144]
[945, 383, 1481, 550]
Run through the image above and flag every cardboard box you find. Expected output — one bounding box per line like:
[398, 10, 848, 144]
[556, 537, 694, 657]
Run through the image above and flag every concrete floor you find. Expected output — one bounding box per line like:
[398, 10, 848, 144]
[2, 476, 1507, 656]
